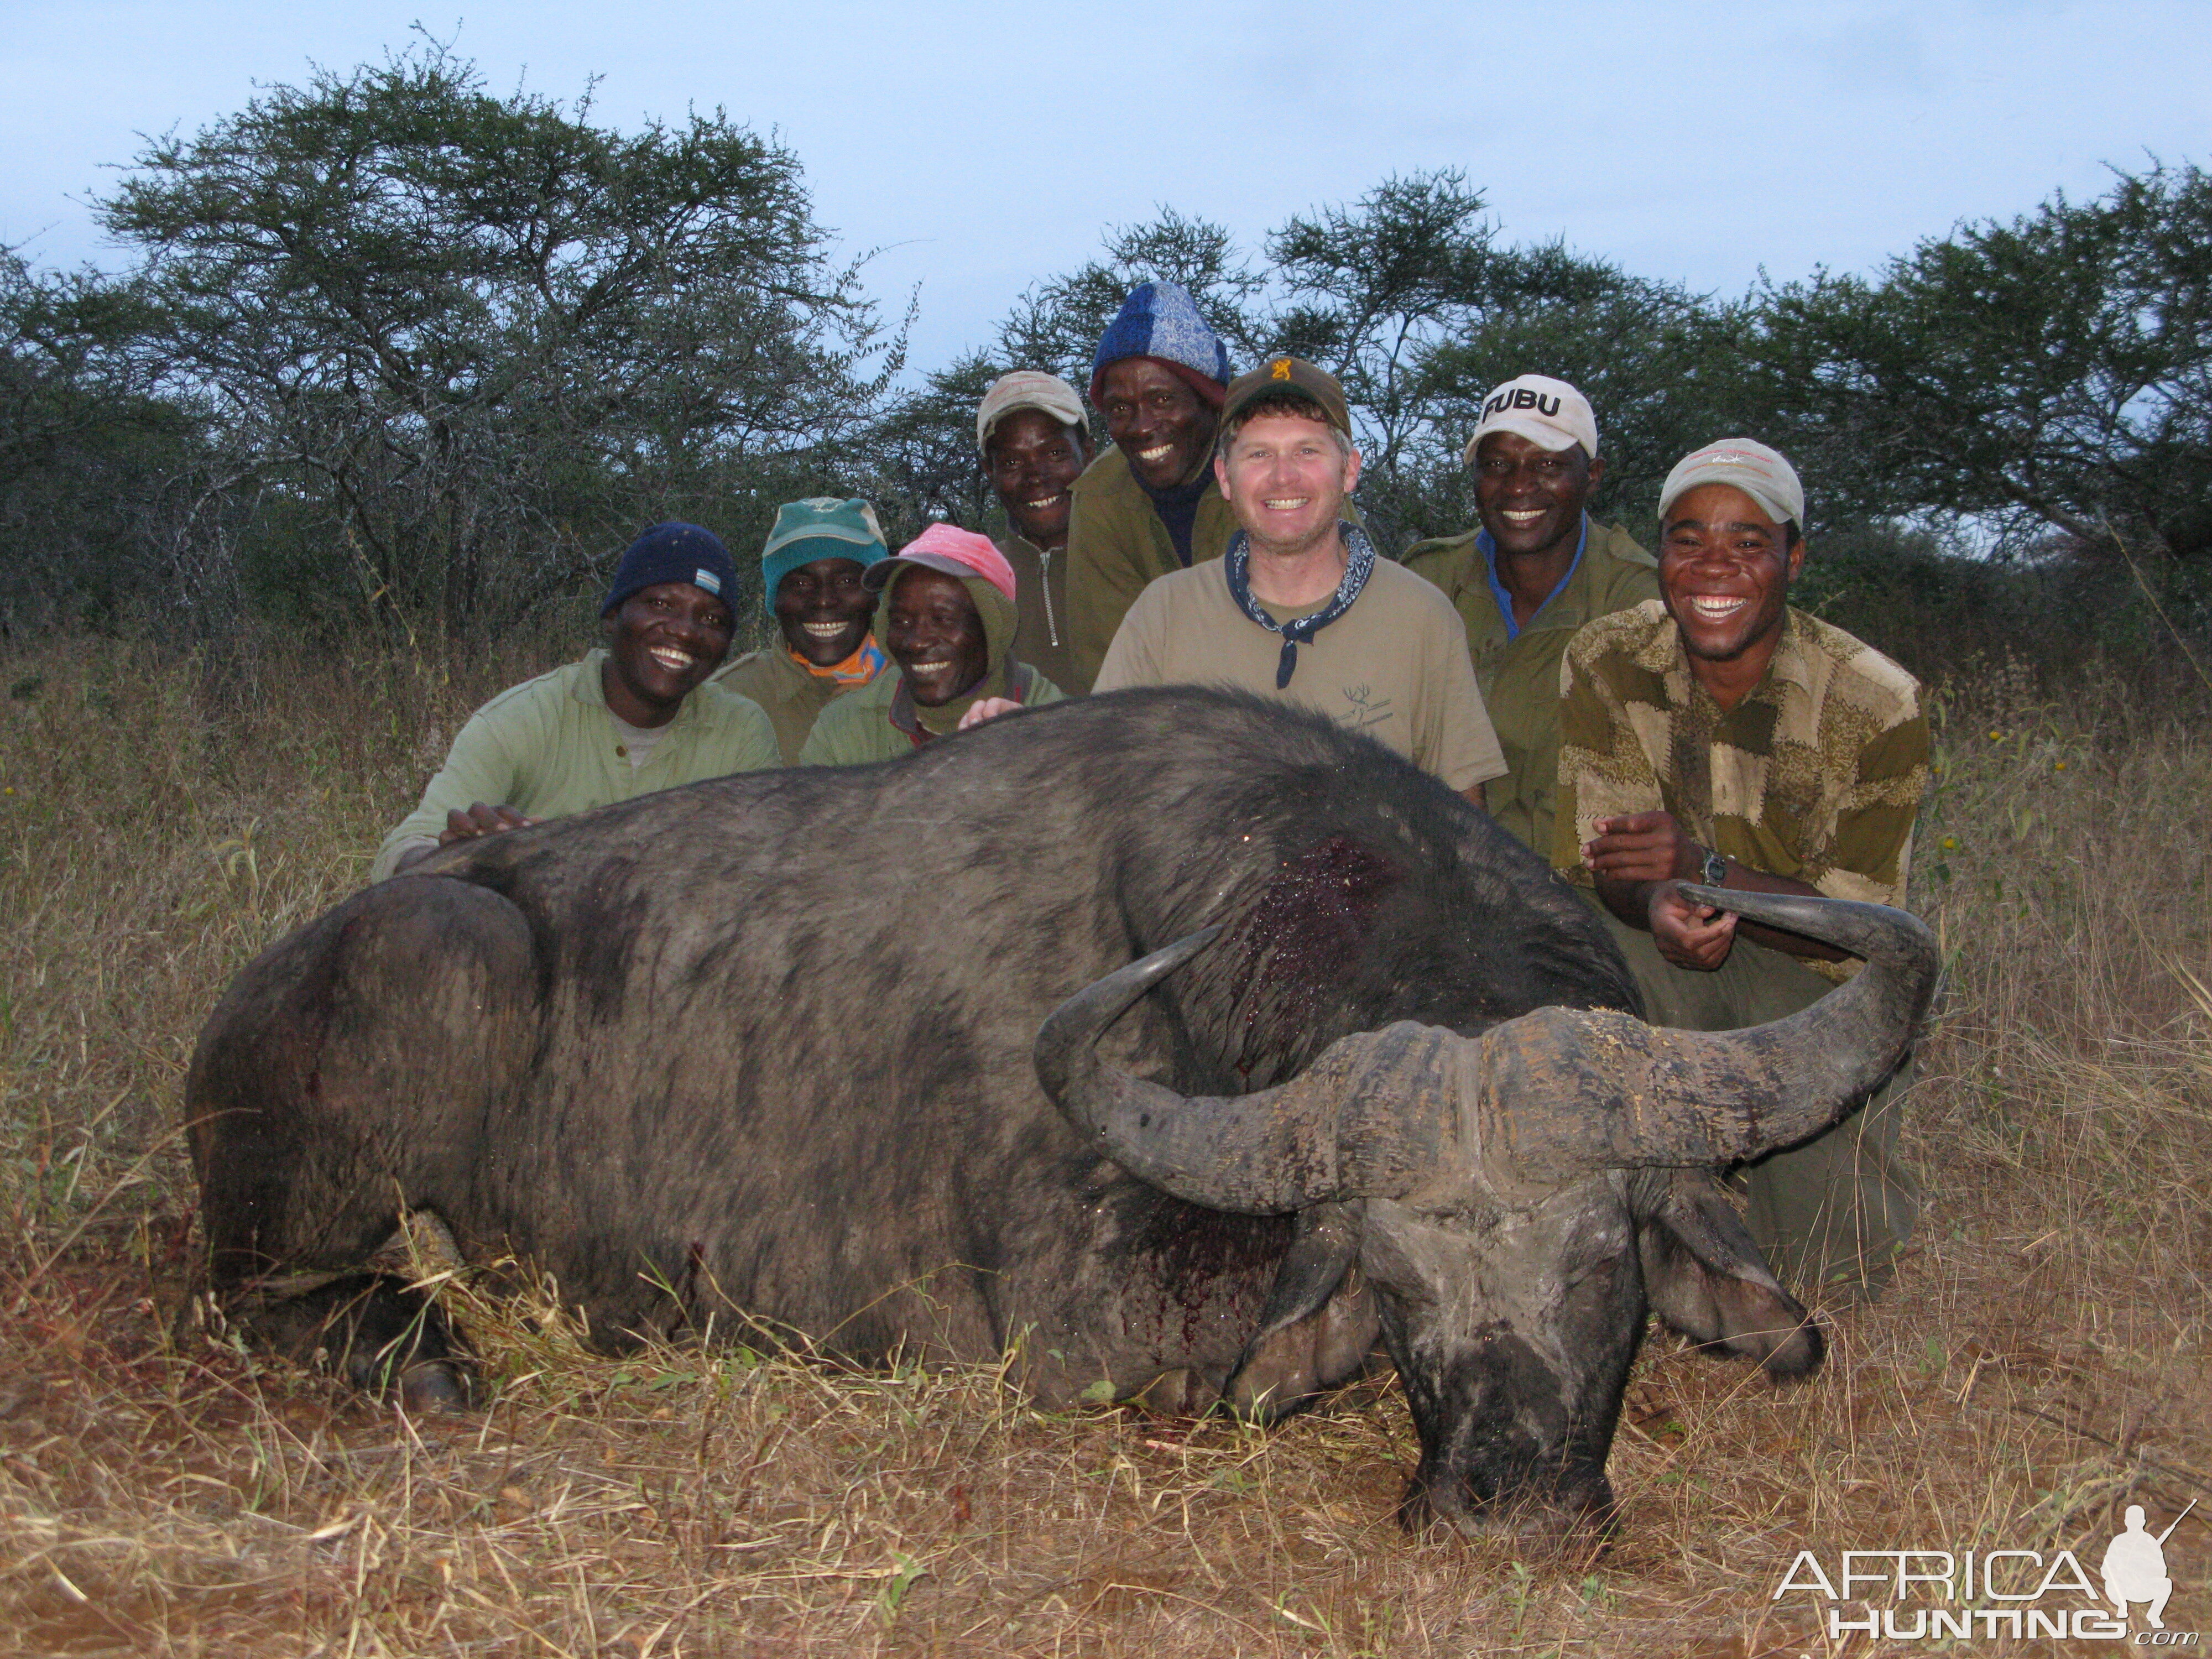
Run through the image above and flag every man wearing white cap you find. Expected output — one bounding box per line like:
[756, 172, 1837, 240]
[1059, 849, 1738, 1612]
[977, 371, 1093, 694]
[1402, 374, 1657, 857]
[1553, 439, 1930, 1301]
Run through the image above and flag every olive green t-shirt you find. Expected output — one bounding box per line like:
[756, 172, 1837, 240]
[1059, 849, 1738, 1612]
[371, 651, 779, 880]
[1402, 518, 1658, 858]
[1093, 552, 1506, 793]
[797, 664, 1068, 766]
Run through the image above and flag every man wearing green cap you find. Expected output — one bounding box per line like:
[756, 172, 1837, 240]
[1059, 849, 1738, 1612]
[1402, 374, 1658, 858]
[713, 498, 894, 763]
[1553, 438, 1929, 1301]
[1095, 357, 1504, 805]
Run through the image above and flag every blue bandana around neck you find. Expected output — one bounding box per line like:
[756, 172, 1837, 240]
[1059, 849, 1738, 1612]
[1223, 521, 1377, 688]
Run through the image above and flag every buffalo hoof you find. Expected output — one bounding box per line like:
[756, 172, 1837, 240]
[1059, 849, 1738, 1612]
[238, 1271, 473, 1404]
[399, 1358, 474, 1414]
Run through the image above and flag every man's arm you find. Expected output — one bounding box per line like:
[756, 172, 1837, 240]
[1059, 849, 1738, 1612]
[1088, 581, 1168, 693]
[1584, 813, 1844, 966]
[371, 708, 529, 881]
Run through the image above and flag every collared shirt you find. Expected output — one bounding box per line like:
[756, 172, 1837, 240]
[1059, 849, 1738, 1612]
[1551, 601, 1929, 982]
[994, 531, 1084, 697]
[796, 662, 1067, 766]
[371, 650, 779, 880]
[1480, 519, 1587, 643]
[1402, 517, 1658, 855]
[1093, 552, 1505, 793]
[714, 637, 888, 764]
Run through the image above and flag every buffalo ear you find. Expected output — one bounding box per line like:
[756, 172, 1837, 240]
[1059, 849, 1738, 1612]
[1633, 1169, 1824, 1381]
[1224, 1201, 1381, 1418]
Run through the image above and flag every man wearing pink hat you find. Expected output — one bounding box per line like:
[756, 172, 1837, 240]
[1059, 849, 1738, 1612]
[1402, 374, 1658, 859]
[977, 371, 1092, 695]
[799, 523, 1067, 765]
[1553, 438, 1930, 1301]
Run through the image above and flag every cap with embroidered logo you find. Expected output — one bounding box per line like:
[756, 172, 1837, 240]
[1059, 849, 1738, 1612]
[1657, 438, 1806, 531]
[1461, 374, 1599, 466]
[1219, 356, 1353, 441]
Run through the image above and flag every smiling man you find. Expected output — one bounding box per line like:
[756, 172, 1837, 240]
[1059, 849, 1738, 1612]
[1095, 357, 1504, 804]
[372, 521, 779, 879]
[1553, 439, 1930, 1299]
[1402, 375, 1658, 857]
[713, 498, 893, 761]
[1063, 282, 1239, 687]
[798, 523, 1066, 765]
[977, 372, 1092, 694]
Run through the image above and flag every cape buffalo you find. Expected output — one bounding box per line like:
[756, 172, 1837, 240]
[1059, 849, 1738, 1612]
[186, 687, 1937, 1533]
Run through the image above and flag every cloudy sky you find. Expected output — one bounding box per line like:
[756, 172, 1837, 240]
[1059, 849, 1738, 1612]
[6, 1, 2206, 374]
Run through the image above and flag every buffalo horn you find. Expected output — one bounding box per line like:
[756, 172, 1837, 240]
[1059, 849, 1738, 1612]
[1033, 928, 1460, 1213]
[1478, 887, 1941, 1177]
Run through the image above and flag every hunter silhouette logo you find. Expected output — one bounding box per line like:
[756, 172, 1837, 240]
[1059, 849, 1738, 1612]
[2104, 1501, 2193, 1630]
[1771, 1503, 2199, 1643]
[1270, 358, 1292, 379]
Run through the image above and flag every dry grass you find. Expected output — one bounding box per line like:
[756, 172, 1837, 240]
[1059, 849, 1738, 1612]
[1, 638, 2207, 1657]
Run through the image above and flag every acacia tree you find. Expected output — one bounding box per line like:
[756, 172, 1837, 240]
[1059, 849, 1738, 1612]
[102, 40, 898, 632]
[966, 173, 1739, 550]
[1750, 163, 2212, 557]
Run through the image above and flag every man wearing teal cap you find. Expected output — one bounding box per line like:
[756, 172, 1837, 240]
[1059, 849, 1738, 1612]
[714, 498, 894, 762]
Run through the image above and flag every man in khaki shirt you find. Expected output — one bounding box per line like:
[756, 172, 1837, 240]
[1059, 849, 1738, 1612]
[1095, 358, 1504, 804]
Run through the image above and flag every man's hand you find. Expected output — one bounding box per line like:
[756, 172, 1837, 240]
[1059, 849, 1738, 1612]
[1648, 879, 1736, 971]
[439, 802, 536, 845]
[956, 697, 1023, 731]
[1582, 810, 1699, 885]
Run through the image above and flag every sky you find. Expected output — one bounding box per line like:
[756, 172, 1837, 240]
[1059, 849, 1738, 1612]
[5, 0, 2208, 378]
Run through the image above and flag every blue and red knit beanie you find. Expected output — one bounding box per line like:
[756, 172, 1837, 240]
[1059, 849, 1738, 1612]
[601, 522, 740, 616]
[1088, 281, 1232, 408]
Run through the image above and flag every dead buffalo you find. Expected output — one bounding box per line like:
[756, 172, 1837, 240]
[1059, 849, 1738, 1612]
[186, 686, 1937, 1533]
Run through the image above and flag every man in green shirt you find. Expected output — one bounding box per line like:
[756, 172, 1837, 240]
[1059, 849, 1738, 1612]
[1063, 281, 1239, 688]
[1553, 440, 1930, 1300]
[978, 372, 1092, 695]
[1402, 374, 1658, 857]
[800, 524, 1066, 765]
[713, 498, 893, 762]
[373, 522, 778, 880]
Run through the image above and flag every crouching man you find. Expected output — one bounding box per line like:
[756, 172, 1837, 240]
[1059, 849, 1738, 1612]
[1554, 440, 1929, 1299]
[713, 498, 893, 762]
[1095, 356, 1505, 808]
[799, 524, 1066, 764]
[373, 522, 778, 879]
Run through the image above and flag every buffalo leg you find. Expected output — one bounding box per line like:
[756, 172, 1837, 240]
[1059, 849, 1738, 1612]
[186, 877, 539, 1400]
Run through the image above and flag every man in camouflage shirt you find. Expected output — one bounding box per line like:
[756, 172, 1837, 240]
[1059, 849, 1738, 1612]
[1554, 439, 1929, 1300]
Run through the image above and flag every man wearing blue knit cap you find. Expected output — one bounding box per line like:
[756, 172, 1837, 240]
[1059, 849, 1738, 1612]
[1064, 281, 1239, 686]
[372, 521, 779, 879]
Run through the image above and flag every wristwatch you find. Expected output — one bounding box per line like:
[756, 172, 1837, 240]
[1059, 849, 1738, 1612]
[1700, 846, 1729, 888]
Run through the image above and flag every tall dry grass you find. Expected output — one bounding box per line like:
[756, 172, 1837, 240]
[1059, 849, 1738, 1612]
[1, 637, 2206, 1657]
